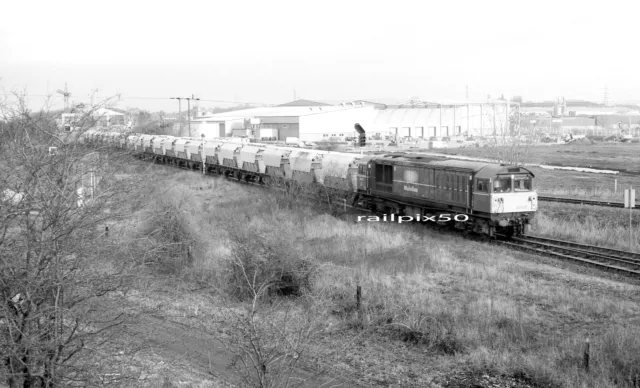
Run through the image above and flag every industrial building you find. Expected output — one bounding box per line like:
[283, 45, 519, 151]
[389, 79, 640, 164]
[192, 102, 377, 141]
[58, 107, 131, 132]
[519, 98, 640, 136]
[369, 101, 513, 139]
[191, 99, 516, 141]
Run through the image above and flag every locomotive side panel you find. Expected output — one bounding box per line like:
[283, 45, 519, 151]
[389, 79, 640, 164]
[392, 165, 421, 199]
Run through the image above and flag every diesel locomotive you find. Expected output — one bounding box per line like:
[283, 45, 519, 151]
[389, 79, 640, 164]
[83, 130, 537, 237]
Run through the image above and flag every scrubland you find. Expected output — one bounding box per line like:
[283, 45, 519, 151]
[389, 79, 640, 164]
[111, 167, 640, 388]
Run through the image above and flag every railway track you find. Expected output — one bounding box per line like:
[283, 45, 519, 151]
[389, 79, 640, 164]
[498, 234, 640, 277]
[539, 195, 638, 210]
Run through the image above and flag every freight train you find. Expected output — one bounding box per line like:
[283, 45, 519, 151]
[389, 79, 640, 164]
[82, 130, 538, 237]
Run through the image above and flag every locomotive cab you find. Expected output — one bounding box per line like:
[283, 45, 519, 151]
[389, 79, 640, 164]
[473, 165, 537, 236]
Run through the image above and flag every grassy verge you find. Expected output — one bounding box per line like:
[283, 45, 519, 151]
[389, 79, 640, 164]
[534, 202, 640, 252]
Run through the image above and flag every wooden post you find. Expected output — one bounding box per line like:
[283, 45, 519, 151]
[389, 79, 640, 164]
[583, 338, 590, 372]
[630, 186, 633, 251]
[356, 285, 362, 321]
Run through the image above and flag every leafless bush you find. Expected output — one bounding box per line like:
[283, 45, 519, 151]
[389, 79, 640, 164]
[223, 221, 317, 301]
[0, 93, 147, 387]
[135, 191, 198, 274]
[218, 295, 332, 388]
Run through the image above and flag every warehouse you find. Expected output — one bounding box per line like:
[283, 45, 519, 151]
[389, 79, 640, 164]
[191, 99, 517, 141]
[369, 101, 514, 139]
[192, 103, 376, 141]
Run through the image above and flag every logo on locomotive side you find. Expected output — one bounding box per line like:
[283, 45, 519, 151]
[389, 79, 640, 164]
[404, 185, 418, 193]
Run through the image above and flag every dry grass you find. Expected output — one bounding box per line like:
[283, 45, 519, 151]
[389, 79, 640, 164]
[533, 202, 640, 252]
[116, 167, 640, 387]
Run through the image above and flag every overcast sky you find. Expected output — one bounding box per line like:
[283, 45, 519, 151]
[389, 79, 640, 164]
[2, 0, 639, 112]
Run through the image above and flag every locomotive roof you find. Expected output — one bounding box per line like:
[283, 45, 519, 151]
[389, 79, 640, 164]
[370, 153, 535, 177]
[371, 153, 489, 171]
[474, 164, 535, 179]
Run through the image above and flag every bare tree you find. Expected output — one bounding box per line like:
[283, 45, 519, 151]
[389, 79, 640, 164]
[213, 220, 335, 388]
[483, 104, 531, 166]
[0, 93, 147, 387]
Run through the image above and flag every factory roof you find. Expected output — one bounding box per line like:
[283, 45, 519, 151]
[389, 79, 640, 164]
[277, 99, 331, 107]
[194, 104, 372, 121]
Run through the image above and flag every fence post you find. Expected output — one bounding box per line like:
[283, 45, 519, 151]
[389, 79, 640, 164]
[583, 338, 590, 372]
[356, 285, 362, 321]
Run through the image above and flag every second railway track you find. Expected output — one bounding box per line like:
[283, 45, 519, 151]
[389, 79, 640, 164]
[498, 234, 640, 277]
[539, 195, 639, 210]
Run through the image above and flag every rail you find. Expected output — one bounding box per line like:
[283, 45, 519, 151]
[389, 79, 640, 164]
[538, 195, 639, 210]
[497, 234, 640, 278]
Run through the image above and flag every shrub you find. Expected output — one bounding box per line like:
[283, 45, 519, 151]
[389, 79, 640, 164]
[137, 189, 198, 273]
[224, 222, 317, 301]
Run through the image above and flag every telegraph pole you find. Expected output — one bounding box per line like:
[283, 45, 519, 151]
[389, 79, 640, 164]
[170, 97, 183, 136]
[186, 94, 200, 137]
[173, 95, 200, 137]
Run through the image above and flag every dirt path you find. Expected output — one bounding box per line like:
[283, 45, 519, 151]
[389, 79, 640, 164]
[122, 312, 358, 387]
